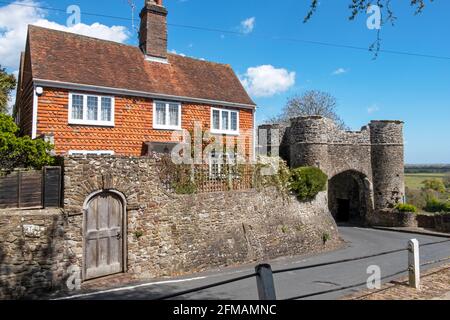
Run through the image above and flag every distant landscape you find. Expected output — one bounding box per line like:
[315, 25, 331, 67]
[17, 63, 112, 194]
[405, 165, 450, 213]
[405, 164, 450, 174]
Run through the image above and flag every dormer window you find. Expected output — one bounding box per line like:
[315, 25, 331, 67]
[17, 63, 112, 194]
[68, 93, 115, 126]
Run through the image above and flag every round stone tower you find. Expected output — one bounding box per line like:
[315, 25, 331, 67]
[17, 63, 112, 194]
[369, 120, 405, 210]
[289, 116, 330, 173]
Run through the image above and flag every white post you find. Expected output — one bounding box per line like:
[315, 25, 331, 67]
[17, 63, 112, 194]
[408, 239, 420, 289]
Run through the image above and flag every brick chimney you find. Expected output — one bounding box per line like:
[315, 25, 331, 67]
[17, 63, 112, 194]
[139, 0, 168, 61]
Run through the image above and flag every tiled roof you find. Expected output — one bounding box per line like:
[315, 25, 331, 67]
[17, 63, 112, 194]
[27, 25, 256, 107]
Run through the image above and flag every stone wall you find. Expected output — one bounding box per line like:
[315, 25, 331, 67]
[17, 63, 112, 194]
[0, 209, 74, 299]
[417, 213, 450, 233]
[64, 156, 341, 278]
[368, 210, 450, 233]
[0, 155, 341, 299]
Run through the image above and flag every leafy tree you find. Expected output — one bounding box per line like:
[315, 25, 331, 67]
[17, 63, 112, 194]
[304, 0, 433, 56]
[0, 66, 16, 114]
[0, 114, 55, 171]
[304, 0, 431, 23]
[269, 90, 348, 130]
[421, 178, 446, 194]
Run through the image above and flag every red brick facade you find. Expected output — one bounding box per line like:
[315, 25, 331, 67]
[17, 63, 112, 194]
[36, 87, 255, 157]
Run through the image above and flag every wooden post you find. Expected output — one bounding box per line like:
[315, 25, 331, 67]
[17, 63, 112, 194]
[42, 167, 46, 209]
[17, 170, 21, 208]
[408, 239, 420, 289]
[255, 264, 277, 300]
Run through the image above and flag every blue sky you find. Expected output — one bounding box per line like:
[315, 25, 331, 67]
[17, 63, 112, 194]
[1, 0, 449, 164]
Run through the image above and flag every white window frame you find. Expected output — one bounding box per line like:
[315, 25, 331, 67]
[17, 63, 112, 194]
[68, 92, 115, 126]
[208, 151, 237, 179]
[153, 101, 182, 130]
[68, 150, 115, 156]
[210, 107, 239, 135]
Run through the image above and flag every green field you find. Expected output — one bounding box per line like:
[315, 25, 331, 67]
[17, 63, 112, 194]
[405, 173, 447, 190]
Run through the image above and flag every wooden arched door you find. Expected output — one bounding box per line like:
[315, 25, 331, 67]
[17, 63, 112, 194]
[84, 191, 124, 280]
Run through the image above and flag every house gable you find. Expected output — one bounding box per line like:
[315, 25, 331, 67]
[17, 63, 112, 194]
[15, 0, 256, 157]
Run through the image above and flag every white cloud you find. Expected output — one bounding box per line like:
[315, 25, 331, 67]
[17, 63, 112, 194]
[367, 104, 380, 114]
[240, 65, 296, 98]
[0, 0, 129, 70]
[240, 17, 256, 34]
[169, 49, 186, 57]
[332, 68, 349, 75]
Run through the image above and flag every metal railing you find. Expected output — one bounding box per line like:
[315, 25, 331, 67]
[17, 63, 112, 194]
[153, 238, 450, 300]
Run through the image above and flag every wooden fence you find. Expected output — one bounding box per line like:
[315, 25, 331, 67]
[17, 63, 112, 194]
[194, 164, 254, 193]
[159, 163, 255, 194]
[0, 167, 62, 209]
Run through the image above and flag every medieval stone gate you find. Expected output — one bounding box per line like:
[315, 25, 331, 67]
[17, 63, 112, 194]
[260, 116, 405, 225]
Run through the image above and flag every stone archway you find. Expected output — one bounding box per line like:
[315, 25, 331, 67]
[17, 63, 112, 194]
[328, 170, 372, 225]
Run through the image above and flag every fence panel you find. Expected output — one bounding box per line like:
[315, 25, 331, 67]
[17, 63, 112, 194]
[0, 167, 62, 209]
[0, 172, 19, 209]
[18, 170, 42, 208]
[43, 167, 62, 208]
[194, 164, 254, 193]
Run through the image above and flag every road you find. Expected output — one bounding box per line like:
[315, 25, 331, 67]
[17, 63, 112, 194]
[62, 227, 450, 300]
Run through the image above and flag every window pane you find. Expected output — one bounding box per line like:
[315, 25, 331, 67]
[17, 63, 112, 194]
[101, 97, 112, 121]
[222, 111, 229, 130]
[87, 96, 98, 121]
[212, 110, 220, 130]
[169, 103, 179, 126]
[71, 94, 84, 120]
[231, 112, 238, 131]
[156, 102, 166, 125]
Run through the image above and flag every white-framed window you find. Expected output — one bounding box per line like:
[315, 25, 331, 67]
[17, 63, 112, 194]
[68, 93, 115, 126]
[153, 101, 182, 130]
[68, 150, 115, 156]
[211, 107, 239, 135]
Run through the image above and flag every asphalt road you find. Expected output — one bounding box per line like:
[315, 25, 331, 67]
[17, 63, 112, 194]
[63, 227, 450, 300]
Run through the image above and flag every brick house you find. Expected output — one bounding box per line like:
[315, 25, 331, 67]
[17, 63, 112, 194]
[14, 0, 256, 159]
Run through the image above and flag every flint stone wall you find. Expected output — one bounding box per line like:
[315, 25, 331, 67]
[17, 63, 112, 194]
[0, 155, 341, 299]
[0, 209, 79, 299]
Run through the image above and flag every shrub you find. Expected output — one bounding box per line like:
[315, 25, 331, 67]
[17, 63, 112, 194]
[0, 114, 55, 171]
[443, 174, 450, 189]
[289, 166, 328, 201]
[322, 232, 331, 244]
[424, 197, 450, 213]
[134, 230, 144, 239]
[405, 187, 428, 210]
[422, 178, 446, 193]
[395, 203, 418, 213]
[174, 180, 197, 194]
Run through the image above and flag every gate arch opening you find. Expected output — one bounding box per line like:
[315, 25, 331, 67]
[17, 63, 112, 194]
[328, 171, 372, 225]
[83, 190, 127, 281]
